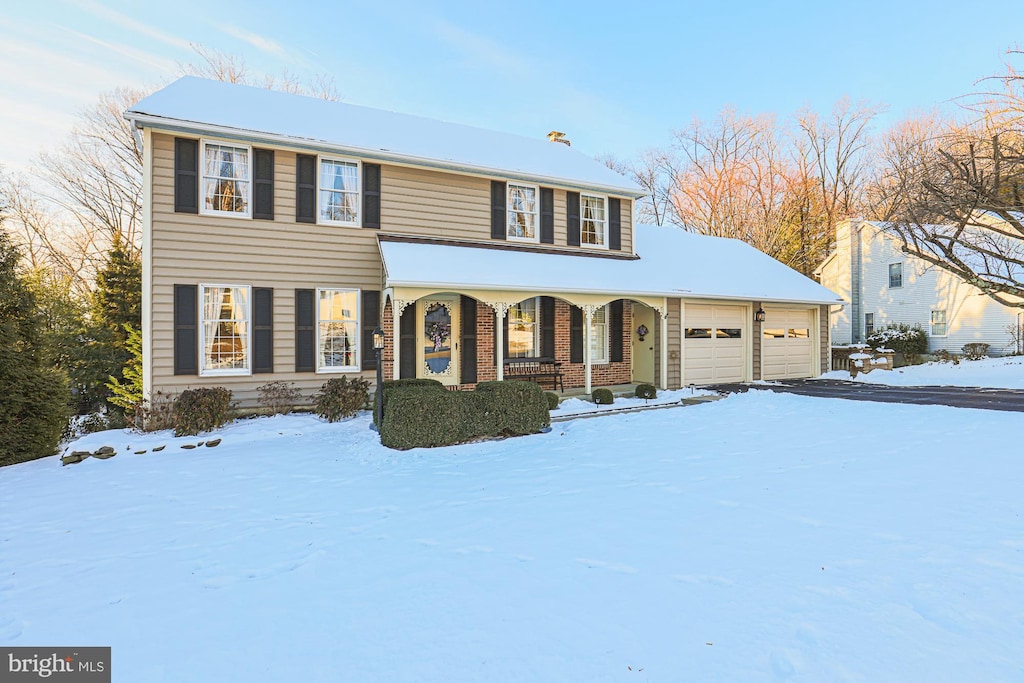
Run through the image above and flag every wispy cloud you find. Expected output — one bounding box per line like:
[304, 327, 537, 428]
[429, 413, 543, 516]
[431, 19, 536, 75]
[218, 24, 287, 59]
[60, 27, 179, 74]
[66, 0, 192, 51]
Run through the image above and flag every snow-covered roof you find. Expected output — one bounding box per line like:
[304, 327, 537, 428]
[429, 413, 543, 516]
[127, 77, 643, 196]
[380, 224, 843, 305]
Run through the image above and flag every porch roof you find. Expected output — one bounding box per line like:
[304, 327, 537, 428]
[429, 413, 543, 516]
[378, 224, 843, 306]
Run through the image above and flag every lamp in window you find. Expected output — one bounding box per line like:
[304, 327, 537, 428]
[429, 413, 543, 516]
[754, 307, 766, 323]
[372, 326, 385, 434]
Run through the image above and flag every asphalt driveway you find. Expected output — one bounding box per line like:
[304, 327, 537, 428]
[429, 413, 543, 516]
[710, 379, 1024, 413]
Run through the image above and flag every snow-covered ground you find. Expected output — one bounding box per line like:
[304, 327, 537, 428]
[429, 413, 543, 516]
[2, 393, 1023, 682]
[820, 355, 1024, 388]
[551, 387, 717, 418]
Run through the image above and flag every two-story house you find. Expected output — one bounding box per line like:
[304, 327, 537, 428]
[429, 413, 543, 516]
[817, 219, 1023, 354]
[127, 77, 841, 410]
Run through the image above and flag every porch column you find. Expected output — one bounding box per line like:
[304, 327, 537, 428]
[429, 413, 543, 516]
[659, 304, 670, 391]
[484, 302, 514, 381]
[392, 298, 413, 380]
[582, 304, 597, 394]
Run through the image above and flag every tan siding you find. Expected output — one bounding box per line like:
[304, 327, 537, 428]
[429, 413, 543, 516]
[752, 301, 762, 381]
[619, 199, 633, 254]
[380, 166, 491, 239]
[667, 298, 680, 389]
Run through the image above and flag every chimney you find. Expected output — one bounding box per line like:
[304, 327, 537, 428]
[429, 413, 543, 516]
[547, 131, 570, 146]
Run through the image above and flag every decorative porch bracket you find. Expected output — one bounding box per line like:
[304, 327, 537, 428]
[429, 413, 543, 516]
[483, 301, 516, 381]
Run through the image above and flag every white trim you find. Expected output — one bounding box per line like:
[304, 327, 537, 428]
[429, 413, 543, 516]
[198, 283, 252, 377]
[199, 139, 252, 219]
[579, 193, 609, 250]
[888, 261, 904, 289]
[141, 127, 153, 403]
[506, 182, 541, 243]
[127, 114, 647, 199]
[316, 155, 362, 227]
[315, 287, 362, 373]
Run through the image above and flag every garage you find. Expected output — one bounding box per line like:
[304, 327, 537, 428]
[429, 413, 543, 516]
[762, 308, 816, 380]
[684, 304, 747, 384]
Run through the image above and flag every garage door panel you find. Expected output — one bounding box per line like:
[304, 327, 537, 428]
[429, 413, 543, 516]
[762, 308, 816, 380]
[684, 304, 747, 385]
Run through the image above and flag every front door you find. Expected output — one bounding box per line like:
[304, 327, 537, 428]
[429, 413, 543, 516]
[632, 305, 656, 384]
[417, 295, 460, 386]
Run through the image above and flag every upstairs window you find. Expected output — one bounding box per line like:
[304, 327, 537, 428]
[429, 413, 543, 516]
[931, 310, 947, 336]
[200, 285, 250, 375]
[507, 183, 538, 241]
[865, 313, 874, 336]
[889, 262, 903, 289]
[201, 142, 251, 216]
[581, 193, 607, 247]
[319, 158, 360, 226]
[508, 298, 539, 358]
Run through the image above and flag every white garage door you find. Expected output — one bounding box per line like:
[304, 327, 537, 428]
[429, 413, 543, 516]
[684, 304, 746, 384]
[762, 308, 816, 380]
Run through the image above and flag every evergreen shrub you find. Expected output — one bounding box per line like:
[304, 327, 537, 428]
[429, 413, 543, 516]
[313, 376, 370, 422]
[374, 378, 446, 427]
[867, 323, 928, 363]
[380, 380, 549, 450]
[544, 391, 560, 410]
[635, 383, 657, 399]
[592, 388, 614, 405]
[174, 387, 233, 436]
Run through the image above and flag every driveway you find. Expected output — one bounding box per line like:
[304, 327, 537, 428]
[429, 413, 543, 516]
[710, 379, 1024, 413]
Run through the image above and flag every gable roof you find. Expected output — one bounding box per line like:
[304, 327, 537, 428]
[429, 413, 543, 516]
[127, 77, 643, 197]
[379, 224, 843, 305]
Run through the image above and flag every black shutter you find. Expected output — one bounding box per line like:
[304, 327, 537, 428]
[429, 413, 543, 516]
[295, 289, 315, 372]
[610, 299, 623, 363]
[361, 290, 380, 370]
[296, 154, 316, 223]
[502, 310, 509, 361]
[173, 284, 198, 375]
[491, 180, 506, 240]
[609, 197, 622, 251]
[174, 138, 198, 214]
[540, 296, 555, 358]
[399, 306, 416, 379]
[253, 149, 275, 220]
[460, 296, 477, 384]
[363, 163, 381, 229]
[253, 287, 274, 373]
[540, 187, 554, 244]
[567, 191, 580, 246]
[570, 306, 583, 363]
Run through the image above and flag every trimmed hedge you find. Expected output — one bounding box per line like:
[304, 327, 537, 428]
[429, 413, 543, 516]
[374, 378, 446, 427]
[544, 391, 560, 410]
[592, 388, 614, 405]
[635, 383, 657, 399]
[380, 380, 549, 450]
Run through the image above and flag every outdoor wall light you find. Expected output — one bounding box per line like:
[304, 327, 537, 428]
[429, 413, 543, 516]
[636, 324, 649, 341]
[754, 307, 766, 323]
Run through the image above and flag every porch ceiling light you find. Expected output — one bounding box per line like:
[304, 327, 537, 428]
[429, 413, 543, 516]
[754, 307, 766, 323]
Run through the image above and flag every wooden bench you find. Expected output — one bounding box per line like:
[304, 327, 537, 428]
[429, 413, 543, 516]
[503, 357, 564, 391]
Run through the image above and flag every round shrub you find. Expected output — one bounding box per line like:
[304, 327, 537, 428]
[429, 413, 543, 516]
[635, 383, 657, 399]
[544, 391, 560, 410]
[866, 323, 928, 362]
[592, 388, 614, 405]
[314, 376, 370, 423]
[174, 387, 233, 436]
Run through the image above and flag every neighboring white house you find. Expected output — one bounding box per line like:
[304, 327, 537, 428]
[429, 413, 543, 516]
[817, 219, 1024, 354]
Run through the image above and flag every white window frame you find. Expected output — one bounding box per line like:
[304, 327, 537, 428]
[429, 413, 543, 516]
[199, 283, 252, 377]
[316, 287, 361, 373]
[590, 305, 609, 364]
[931, 310, 948, 337]
[508, 297, 541, 358]
[580, 193, 609, 249]
[888, 262, 903, 289]
[317, 155, 362, 227]
[199, 140, 252, 219]
[507, 182, 540, 243]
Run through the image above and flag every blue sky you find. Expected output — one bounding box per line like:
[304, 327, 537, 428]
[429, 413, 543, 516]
[2, 0, 1023, 170]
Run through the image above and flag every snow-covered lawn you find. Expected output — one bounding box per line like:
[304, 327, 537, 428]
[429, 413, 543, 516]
[2, 393, 1022, 682]
[821, 355, 1024, 389]
[551, 387, 717, 418]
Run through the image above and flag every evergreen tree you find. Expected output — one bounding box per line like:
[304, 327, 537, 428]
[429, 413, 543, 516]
[91, 235, 141, 352]
[0, 229, 69, 466]
[106, 323, 143, 418]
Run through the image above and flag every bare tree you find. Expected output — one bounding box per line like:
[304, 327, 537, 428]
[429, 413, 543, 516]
[183, 45, 341, 101]
[598, 150, 673, 226]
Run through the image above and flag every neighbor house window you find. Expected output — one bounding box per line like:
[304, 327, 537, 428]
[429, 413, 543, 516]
[580, 193, 607, 247]
[201, 142, 251, 216]
[889, 262, 903, 288]
[507, 183, 538, 241]
[200, 285, 250, 375]
[319, 157, 360, 225]
[865, 313, 874, 336]
[590, 305, 608, 363]
[508, 298, 539, 358]
[931, 310, 947, 336]
[317, 288, 360, 371]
